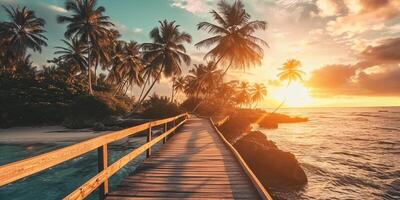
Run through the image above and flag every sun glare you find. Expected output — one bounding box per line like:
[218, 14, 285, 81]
[272, 82, 313, 107]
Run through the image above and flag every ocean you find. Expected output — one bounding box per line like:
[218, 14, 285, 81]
[0, 136, 163, 200]
[260, 107, 400, 200]
[0, 107, 399, 199]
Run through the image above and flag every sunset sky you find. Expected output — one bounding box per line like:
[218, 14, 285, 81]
[1, 0, 400, 108]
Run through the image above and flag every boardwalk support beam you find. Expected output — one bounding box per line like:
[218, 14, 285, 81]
[163, 123, 167, 144]
[146, 123, 152, 158]
[97, 144, 108, 200]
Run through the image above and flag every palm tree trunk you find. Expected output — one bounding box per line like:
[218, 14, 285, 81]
[222, 58, 233, 76]
[87, 35, 93, 95]
[254, 102, 258, 109]
[94, 58, 99, 86]
[271, 81, 291, 113]
[133, 64, 164, 111]
[123, 81, 130, 95]
[137, 73, 150, 103]
[171, 79, 175, 103]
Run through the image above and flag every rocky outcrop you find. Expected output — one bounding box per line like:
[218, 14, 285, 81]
[258, 113, 308, 129]
[234, 131, 308, 187]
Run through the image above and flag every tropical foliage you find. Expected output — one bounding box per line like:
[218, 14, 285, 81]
[0, 0, 278, 127]
[136, 20, 192, 110]
[196, 0, 268, 74]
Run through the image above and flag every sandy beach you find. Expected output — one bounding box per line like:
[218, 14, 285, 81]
[0, 126, 109, 144]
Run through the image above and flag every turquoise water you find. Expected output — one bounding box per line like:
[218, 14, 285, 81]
[0, 135, 164, 200]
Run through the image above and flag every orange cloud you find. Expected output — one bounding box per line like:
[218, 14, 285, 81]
[325, 0, 400, 36]
[307, 37, 400, 97]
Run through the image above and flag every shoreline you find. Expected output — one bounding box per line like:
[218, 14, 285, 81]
[0, 126, 110, 144]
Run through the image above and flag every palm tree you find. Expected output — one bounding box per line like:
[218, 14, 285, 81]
[0, 5, 47, 69]
[236, 81, 251, 108]
[185, 62, 223, 98]
[274, 59, 305, 112]
[195, 0, 268, 75]
[107, 41, 143, 96]
[251, 83, 267, 108]
[57, 0, 114, 94]
[172, 76, 186, 103]
[135, 20, 191, 110]
[54, 38, 88, 76]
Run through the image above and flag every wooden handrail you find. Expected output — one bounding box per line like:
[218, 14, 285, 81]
[214, 115, 230, 127]
[210, 118, 274, 200]
[0, 113, 188, 200]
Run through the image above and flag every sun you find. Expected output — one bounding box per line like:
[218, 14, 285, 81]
[272, 82, 313, 107]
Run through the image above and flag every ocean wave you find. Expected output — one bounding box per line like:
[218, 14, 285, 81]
[353, 113, 382, 118]
[301, 162, 328, 176]
[331, 174, 381, 190]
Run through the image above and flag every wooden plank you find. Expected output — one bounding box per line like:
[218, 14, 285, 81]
[209, 118, 273, 200]
[0, 113, 188, 187]
[107, 191, 258, 198]
[107, 117, 262, 200]
[63, 119, 187, 200]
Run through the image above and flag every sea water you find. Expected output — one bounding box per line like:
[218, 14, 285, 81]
[260, 107, 400, 200]
[0, 136, 163, 200]
[1, 107, 399, 199]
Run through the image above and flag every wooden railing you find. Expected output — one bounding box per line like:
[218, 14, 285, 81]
[0, 113, 189, 200]
[210, 117, 274, 200]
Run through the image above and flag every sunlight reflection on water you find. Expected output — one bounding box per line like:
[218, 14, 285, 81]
[259, 107, 400, 199]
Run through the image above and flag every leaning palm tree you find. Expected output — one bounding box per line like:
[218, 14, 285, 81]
[57, 0, 114, 94]
[54, 38, 88, 76]
[135, 20, 191, 110]
[251, 83, 267, 109]
[0, 5, 47, 67]
[273, 59, 305, 112]
[195, 0, 268, 75]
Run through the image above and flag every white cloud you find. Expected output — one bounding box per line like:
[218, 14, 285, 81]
[315, 0, 343, 17]
[170, 0, 213, 15]
[114, 22, 143, 36]
[132, 28, 143, 33]
[47, 4, 67, 13]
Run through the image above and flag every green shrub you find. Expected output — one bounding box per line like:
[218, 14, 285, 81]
[142, 94, 184, 119]
[63, 95, 113, 128]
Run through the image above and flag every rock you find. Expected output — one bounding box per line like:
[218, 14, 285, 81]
[258, 120, 279, 129]
[234, 131, 308, 187]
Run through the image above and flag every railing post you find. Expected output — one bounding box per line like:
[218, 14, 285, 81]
[97, 144, 108, 200]
[146, 123, 152, 158]
[163, 123, 168, 144]
[173, 118, 176, 134]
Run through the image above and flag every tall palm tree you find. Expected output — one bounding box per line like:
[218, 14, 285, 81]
[236, 81, 251, 108]
[135, 20, 191, 110]
[186, 62, 223, 112]
[195, 0, 268, 75]
[172, 76, 186, 103]
[185, 62, 223, 100]
[184, 65, 204, 99]
[251, 83, 267, 108]
[54, 38, 88, 76]
[57, 0, 114, 94]
[107, 41, 143, 96]
[0, 5, 47, 69]
[274, 59, 305, 112]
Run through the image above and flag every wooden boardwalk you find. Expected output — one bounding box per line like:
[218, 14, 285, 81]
[106, 116, 261, 199]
